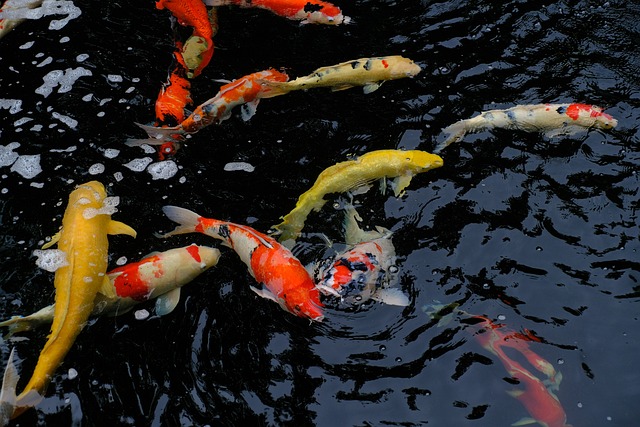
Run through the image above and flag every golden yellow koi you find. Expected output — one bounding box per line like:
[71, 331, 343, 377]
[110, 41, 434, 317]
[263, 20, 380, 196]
[2, 181, 136, 421]
[271, 149, 443, 243]
[258, 55, 421, 97]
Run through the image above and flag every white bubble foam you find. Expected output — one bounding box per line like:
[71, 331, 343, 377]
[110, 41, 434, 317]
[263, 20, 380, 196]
[148, 160, 178, 180]
[88, 163, 104, 175]
[0, 99, 23, 114]
[124, 157, 153, 172]
[76, 53, 89, 62]
[36, 67, 92, 98]
[224, 161, 255, 172]
[102, 148, 120, 159]
[107, 74, 123, 83]
[33, 249, 68, 272]
[51, 111, 78, 128]
[10, 154, 42, 178]
[115, 256, 127, 266]
[19, 41, 34, 49]
[14, 117, 33, 127]
[67, 368, 78, 380]
[134, 309, 150, 320]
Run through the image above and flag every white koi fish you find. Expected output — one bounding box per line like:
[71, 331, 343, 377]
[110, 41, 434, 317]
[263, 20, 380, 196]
[258, 55, 421, 96]
[434, 103, 618, 153]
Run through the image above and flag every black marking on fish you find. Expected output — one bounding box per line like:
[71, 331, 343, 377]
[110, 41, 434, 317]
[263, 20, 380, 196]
[218, 224, 231, 240]
[364, 60, 373, 71]
[556, 105, 568, 115]
[304, 2, 324, 13]
[506, 110, 517, 121]
[351, 61, 360, 69]
[484, 111, 495, 121]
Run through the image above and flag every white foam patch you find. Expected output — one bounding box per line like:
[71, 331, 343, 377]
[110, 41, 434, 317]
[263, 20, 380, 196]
[82, 195, 120, 219]
[102, 148, 119, 159]
[124, 157, 153, 172]
[14, 117, 33, 127]
[19, 41, 35, 49]
[33, 248, 68, 272]
[224, 161, 255, 172]
[107, 75, 122, 83]
[0, 143, 21, 167]
[134, 309, 150, 320]
[147, 160, 178, 180]
[10, 154, 41, 178]
[0, 0, 81, 31]
[88, 163, 104, 175]
[36, 67, 92, 98]
[0, 99, 23, 114]
[76, 53, 89, 62]
[51, 111, 77, 128]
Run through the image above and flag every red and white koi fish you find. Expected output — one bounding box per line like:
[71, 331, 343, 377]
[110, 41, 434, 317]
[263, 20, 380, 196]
[434, 103, 618, 153]
[127, 68, 289, 146]
[158, 206, 324, 321]
[204, 0, 350, 25]
[311, 205, 409, 307]
[467, 315, 571, 427]
[156, 0, 215, 77]
[0, 245, 221, 337]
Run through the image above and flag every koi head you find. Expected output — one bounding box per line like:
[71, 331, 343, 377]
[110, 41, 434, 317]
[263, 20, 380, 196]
[386, 56, 422, 79]
[565, 103, 618, 130]
[70, 181, 107, 207]
[405, 150, 444, 173]
[283, 286, 324, 321]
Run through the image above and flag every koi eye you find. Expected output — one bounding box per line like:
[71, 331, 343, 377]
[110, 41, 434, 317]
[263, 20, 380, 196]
[294, 304, 302, 313]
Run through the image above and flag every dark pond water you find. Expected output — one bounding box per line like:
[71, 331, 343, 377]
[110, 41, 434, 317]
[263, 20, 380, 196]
[0, 0, 638, 425]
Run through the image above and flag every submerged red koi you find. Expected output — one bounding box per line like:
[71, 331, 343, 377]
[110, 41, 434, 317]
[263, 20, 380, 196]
[128, 69, 289, 146]
[158, 205, 324, 321]
[468, 315, 571, 427]
[206, 0, 349, 25]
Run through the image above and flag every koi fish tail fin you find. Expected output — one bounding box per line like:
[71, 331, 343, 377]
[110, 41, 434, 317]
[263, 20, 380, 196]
[342, 204, 389, 245]
[433, 120, 468, 153]
[126, 123, 184, 146]
[158, 205, 202, 238]
[0, 308, 52, 337]
[0, 348, 19, 425]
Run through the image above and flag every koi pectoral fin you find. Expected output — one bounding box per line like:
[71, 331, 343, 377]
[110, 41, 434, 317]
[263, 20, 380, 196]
[371, 288, 410, 306]
[41, 230, 62, 249]
[250, 286, 278, 303]
[155, 288, 181, 316]
[107, 220, 137, 238]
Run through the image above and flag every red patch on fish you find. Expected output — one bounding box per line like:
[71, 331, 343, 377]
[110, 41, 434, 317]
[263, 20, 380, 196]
[382, 59, 389, 68]
[109, 256, 162, 300]
[185, 244, 201, 263]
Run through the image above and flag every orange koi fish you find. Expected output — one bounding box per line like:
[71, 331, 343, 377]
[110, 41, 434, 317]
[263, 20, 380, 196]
[467, 315, 571, 427]
[155, 50, 192, 127]
[158, 206, 324, 321]
[205, 0, 350, 25]
[0, 245, 221, 336]
[156, 0, 214, 77]
[434, 103, 618, 153]
[128, 69, 289, 146]
[311, 205, 409, 307]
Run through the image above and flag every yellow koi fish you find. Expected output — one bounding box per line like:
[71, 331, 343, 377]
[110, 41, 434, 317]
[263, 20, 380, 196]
[271, 149, 443, 243]
[258, 55, 422, 97]
[1, 181, 136, 421]
[434, 103, 618, 153]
